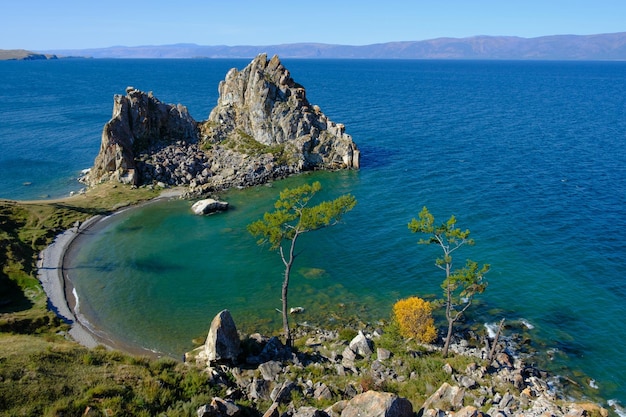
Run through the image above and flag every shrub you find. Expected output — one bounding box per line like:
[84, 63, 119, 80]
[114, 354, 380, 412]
[393, 297, 437, 343]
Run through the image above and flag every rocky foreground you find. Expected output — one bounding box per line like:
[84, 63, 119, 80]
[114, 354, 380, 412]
[83, 54, 360, 196]
[185, 310, 608, 417]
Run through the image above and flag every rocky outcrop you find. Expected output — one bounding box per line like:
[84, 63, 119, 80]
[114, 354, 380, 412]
[83, 54, 359, 194]
[86, 86, 197, 186]
[188, 318, 608, 417]
[204, 53, 360, 172]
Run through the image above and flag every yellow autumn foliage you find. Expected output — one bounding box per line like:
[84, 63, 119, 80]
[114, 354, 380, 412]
[393, 296, 437, 343]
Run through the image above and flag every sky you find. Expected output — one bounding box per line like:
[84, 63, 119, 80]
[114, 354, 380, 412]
[2, 0, 625, 51]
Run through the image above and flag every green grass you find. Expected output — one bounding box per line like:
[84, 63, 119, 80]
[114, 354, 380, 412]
[0, 334, 220, 416]
[221, 130, 290, 164]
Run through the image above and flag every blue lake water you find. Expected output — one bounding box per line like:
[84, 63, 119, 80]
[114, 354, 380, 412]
[1, 59, 625, 406]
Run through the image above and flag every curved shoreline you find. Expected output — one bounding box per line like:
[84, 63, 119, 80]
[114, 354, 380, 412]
[37, 189, 186, 358]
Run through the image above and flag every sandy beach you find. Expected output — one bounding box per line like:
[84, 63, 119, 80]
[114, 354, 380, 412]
[36, 188, 186, 356]
[37, 215, 104, 348]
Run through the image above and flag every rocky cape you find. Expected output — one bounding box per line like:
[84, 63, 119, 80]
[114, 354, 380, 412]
[185, 310, 610, 417]
[82, 54, 360, 195]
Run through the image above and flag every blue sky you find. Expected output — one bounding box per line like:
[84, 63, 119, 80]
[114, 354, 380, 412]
[3, 0, 625, 50]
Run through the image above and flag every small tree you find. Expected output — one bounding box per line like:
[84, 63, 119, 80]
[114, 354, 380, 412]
[248, 181, 356, 346]
[393, 296, 437, 343]
[408, 206, 490, 356]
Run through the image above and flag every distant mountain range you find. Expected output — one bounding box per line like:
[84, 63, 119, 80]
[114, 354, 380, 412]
[6, 32, 626, 60]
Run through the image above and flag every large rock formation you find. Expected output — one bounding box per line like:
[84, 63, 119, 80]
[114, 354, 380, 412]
[204, 53, 360, 171]
[84, 54, 359, 193]
[87, 86, 197, 186]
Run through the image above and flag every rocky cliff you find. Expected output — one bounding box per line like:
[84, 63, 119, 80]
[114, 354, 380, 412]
[84, 54, 359, 193]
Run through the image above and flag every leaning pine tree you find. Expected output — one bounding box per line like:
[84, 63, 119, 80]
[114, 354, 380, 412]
[248, 181, 356, 346]
[408, 206, 490, 357]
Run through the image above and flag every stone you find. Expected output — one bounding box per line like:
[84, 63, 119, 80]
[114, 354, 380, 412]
[204, 309, 241, 364]
[452, 406, 481, 417]
[191, 198, 229, 215]
[270, 380, 296, 404]
[249, 378, 271, 401]
[197, 397, 243, 417]
[459, 376, 476, 389]
[340, 391, 413, 417]
[293, 406, 328, 417]
[348, 331, 374, 357]
[341, 345, 357, 369]
[421, 383, 465, 413]
[259, 360, 283, 381]
[313, 383, 333, 401]
[377, 348, 392, 361]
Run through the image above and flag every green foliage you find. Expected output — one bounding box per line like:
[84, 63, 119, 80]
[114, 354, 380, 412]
[393, 297, 437, 343]
[338, 327, 358, 342]
[222, 129, 289, 164]
[248, 181, 356, 344]
[408, 206, 490, 356]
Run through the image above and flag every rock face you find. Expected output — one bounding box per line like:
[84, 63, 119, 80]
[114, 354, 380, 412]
[204, 53, 360, 171]
[87, 86, 197, 186]
[84, 54, 359, 194]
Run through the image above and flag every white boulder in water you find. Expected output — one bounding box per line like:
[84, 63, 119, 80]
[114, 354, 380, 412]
[191, 198, 229, 215]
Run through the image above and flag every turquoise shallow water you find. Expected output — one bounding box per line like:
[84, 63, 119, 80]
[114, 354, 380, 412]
[1, 59, 625, 405]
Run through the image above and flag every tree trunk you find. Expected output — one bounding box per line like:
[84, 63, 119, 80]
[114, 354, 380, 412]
[282, 263, 291, 347]
[442, 319, 454, 357]
[488, 318, 505, 362]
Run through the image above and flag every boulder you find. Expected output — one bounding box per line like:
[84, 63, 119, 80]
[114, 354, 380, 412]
[249, 378, 271, 401]
[192, 198, 229, 215]
[259, 360, 283, 381]
[349, 331, 374, 357]
[198, 397, 243, 417]
[293, 406, 328, 417]
[420, 383, 465, 413]
[204, 309, 241, 364]
[340, 391, 413, 417]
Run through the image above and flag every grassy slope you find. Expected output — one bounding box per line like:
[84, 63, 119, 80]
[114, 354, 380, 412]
[0, 184, 224, 415]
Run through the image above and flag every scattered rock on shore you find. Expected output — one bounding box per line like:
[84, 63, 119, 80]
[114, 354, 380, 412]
[187, 311, 608, 417]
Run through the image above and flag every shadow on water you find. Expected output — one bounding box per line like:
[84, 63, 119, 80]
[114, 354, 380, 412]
[358, 143, 397, 169]
[131, 257, 181, 273]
